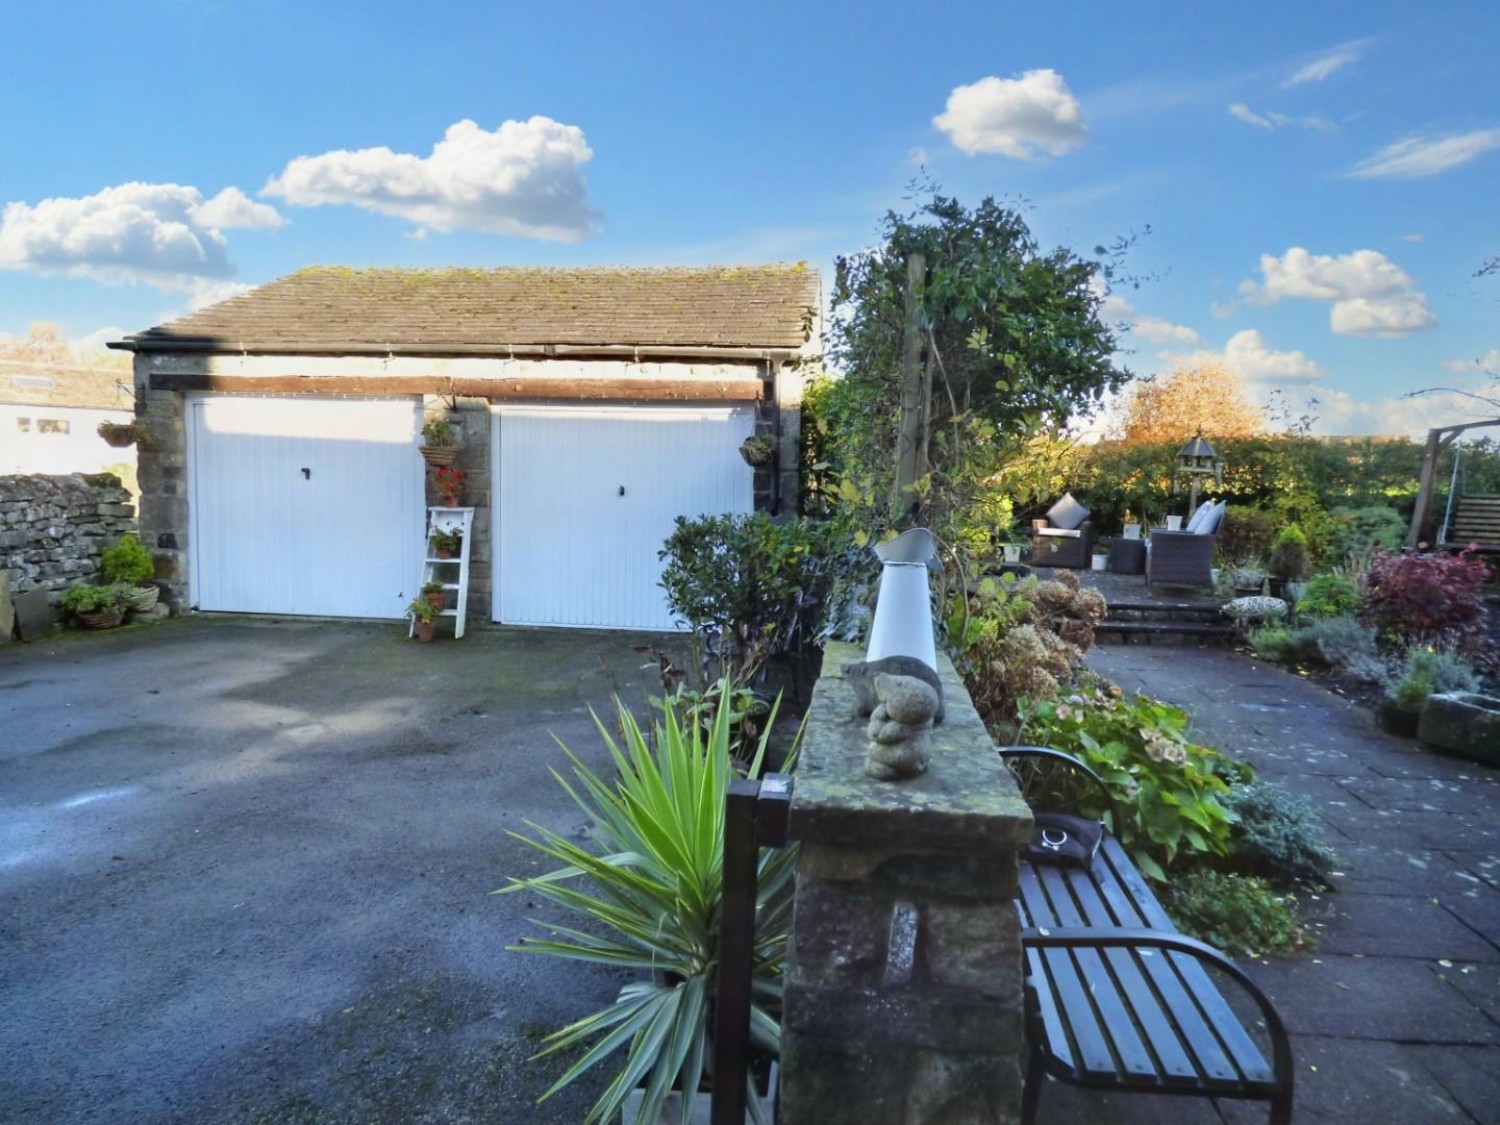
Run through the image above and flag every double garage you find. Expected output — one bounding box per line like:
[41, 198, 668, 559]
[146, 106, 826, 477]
[185, 395, 756, 631]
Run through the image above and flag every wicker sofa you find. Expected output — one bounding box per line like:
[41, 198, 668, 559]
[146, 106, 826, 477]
[1031, 519, 1096, 569]
[1146, 529, 1217, 589]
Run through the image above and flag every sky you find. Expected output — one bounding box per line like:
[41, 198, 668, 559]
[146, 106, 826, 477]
[1, 0, 1496, 438]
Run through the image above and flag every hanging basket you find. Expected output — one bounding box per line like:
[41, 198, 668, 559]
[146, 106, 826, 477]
[98, 422, 150, 449]
[739, 436, 777, 468]
[420, 446, 459, 468]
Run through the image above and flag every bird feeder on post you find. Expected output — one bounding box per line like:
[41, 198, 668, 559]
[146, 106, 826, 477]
[1173, 430, 1222, 516]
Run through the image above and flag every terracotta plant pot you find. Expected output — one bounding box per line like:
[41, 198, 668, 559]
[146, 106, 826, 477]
[425, 592, 446, 611]
[420, 446, 458, 468]
[415, 621, 436, 643]
[435, 546, 454, 559]
[438, 492, 462, 507]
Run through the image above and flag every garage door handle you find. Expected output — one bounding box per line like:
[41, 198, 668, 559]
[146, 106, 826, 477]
[618, 486, 625, 496]
[301, 467, 311, 480]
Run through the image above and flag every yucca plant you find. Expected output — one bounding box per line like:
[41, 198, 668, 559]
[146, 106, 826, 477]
[500, 685, 797, 1125]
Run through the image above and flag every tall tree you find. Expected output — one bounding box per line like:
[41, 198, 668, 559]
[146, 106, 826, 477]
[824, 193, 1129, 534]
[1117, 362, 1264, 445]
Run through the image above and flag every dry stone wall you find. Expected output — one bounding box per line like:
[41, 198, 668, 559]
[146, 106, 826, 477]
[0, 473, 138, 609]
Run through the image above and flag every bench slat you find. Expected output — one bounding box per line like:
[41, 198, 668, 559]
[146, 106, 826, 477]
[1062, 867, 1205, 1086]
[1017, 841, 1277, 1091]
[1096, 841, 1275, 1086]
[1021, 866, 1134, 1081]
[1035, 866, 1162, 1084]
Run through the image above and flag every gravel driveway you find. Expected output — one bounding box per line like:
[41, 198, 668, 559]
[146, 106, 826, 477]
[0, 617, 666, 1123]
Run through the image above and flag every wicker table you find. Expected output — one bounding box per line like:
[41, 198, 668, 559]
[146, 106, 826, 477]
[1110, 538, 1147, 575]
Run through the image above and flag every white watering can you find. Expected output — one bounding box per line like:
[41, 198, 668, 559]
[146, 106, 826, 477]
[866, 527, 939, 672]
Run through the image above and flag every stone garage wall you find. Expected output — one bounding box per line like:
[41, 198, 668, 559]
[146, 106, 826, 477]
[0, 473, 138, 609]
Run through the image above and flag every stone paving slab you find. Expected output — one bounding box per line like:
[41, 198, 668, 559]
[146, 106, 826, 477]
[1216, 1036, 1473, 1124]
[1083, 643, 1500, 1123]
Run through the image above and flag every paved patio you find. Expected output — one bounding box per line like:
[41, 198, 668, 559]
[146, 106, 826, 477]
[1071, 642, 1500, 1124]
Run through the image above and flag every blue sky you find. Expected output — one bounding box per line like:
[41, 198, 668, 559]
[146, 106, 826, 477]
[2, 0, 1496, 436]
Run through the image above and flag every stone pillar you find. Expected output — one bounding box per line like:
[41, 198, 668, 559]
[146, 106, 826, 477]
[780, 642, 1032, 1124]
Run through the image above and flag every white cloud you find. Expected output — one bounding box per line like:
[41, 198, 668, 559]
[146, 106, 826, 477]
[1228, 103, 1272, 129]
[1227, 103, 1335, 132]
[1445, 349, 1500, 374]
[1098, 290, 1201, 345]
[1238, 246, 1436, 337]
[1165, 329, 1326, 385]
[933, 69, 1087, 159]
[0, 181, 279, 291]
[907, 146, 930, 166]
[189, 186, 285, 231]
[1348, 128, 1500, 179]
[1401, 233, 1425, 243]
[1311, 383, 1500, 439]
[1282, 39, 1372, 88]
[262, 116, 595, 241]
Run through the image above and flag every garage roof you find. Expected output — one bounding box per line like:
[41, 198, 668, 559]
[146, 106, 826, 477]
[113, 264, 821, 356]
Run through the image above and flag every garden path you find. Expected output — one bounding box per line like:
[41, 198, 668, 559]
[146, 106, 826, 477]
[1066, 641, 1500, 1124]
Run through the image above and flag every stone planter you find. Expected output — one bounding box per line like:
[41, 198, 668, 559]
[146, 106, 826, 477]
[123, 584, 160, 612]
[1419, 693, 1500, 767]
[1377, 701, 1420, 738]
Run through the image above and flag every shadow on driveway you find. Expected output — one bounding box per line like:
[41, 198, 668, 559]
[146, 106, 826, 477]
[0, 616, 674, 1123]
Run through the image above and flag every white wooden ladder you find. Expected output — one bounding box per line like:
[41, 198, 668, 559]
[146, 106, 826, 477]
[411, 506, 474, 639]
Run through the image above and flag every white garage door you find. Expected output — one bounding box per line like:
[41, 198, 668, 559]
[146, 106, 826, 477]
[188, 396, 425, 619]
[493, 404, 756, 630]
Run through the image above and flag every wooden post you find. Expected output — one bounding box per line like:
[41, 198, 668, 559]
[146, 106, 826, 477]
[892, 253, 926, 523]
[1408, 427, 1445, 548]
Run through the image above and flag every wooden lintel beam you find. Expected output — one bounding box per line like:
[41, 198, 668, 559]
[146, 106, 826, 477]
[148, 373, 764, 402]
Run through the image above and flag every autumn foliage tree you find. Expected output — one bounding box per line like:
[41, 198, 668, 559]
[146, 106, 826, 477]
[1118, 361, 1264, 445]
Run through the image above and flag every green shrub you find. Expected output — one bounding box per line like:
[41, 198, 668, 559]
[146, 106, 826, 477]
[1287, 616, 1378, 668]
[100, 534, 153, 584]
[1295, 574, 1361, 618]
[1328, 505, 1406, 556]
[60, 582, 128, 614]
[1223, 781, 1336, 885]
[1216, 508, 1275, 567]
[1162, 872, 1309, 958]
[659, 513, 835, 674]
[1247, 625, 1295, 663]
[1388, 647, 1482, 712]
[1269, 524, 1309, 580]
[1015, 690, 1240, 880]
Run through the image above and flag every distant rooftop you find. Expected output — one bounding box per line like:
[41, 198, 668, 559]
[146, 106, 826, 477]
[113, 264, 821, 356]
[0, 361, 132, 410]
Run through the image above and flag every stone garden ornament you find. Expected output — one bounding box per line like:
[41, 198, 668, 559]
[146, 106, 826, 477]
[864, 673, 941, 780]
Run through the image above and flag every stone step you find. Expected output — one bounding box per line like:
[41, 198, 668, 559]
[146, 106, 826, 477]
[1095, 621, 1237, 647]
[1107, 600, 1227, 622]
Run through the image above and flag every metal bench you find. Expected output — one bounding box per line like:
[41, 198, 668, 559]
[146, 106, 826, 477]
[1000, 746, 1294, 1124]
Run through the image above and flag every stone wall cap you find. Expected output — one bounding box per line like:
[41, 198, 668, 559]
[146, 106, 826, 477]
[790, 642, 1033, 851]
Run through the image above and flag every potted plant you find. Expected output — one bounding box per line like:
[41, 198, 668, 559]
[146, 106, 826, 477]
[419, 417, 459, 468]
[96, 420, 150, 449]
[406, 596, 441, 641]
[501, 686, 794, 1125]
[432, 464, 466, 507]
[1267, 525, 1309, 599]
[420, 580, 446, 612]
[1121, 508, 1142, 541]
[61, 582, 130, 629]
[1379, 664, 1430, 738]
[101, 534, 159, 612]
[1231, 561, 1266, 597]
[738, 434, 777, 468]
[429, 528, 462, 558]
